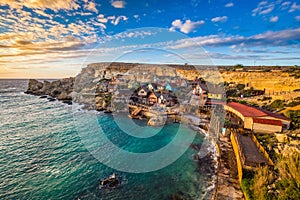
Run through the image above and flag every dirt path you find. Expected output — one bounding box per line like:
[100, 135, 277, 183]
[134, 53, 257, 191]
[214, 134, 244, 200]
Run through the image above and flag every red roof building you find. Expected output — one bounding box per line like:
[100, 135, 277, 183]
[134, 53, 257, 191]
[224, 102, 291, 132]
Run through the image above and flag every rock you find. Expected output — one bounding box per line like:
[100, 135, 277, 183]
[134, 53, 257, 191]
[26, 79, 44, 95]
[40, 81, 51, 93]
[57, 92, 72, 100]
[147, 116, 166, 126]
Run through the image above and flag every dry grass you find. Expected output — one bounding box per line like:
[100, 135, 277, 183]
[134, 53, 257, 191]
[250, 153, 300, 200]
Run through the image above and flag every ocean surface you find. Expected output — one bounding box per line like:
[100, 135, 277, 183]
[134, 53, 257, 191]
[0, 79, 215, 200]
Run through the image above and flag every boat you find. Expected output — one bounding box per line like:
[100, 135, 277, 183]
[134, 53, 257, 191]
[99, 173, 120, 189]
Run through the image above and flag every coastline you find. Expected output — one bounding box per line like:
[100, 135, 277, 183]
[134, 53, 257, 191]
[24, 76, 225, 199]
[32, 91, 221, 199]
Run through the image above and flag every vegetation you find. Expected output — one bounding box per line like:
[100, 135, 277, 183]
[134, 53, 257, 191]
[245, 153, 300, 200]
[259, 96, 272, 101]
[285, 110, 300, 129]
[237, 83, 246, 91]
[266, 99, 285, 111]
[256, 134, 278, 161]
[251, 166, 276, 200]
[286, 97, 300, 107]
[276, 153, 300, 200]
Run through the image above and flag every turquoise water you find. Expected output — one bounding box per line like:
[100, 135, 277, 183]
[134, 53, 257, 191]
[0, 80, 213, 199]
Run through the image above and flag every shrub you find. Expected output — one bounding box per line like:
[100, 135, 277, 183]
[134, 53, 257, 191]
[269, 99, 285, 111]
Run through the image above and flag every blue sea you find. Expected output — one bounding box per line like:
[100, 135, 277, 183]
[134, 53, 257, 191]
[0, 79, 215, 200]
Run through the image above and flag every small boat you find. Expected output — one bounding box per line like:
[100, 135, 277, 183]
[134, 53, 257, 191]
[99, 173, 120, 189]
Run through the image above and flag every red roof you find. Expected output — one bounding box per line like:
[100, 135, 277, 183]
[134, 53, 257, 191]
[226, 102, 267, 117]
[253, 118, 282, 126]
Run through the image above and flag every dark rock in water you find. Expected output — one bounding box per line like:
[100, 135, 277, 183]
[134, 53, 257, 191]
[40, 95, 47, 98]
[99, 174, 120, 189]
[190, 143, 202, 151]
[47, 97, 56, 102]
[62, 100, 72, 105]
[96, 107, 104, 112]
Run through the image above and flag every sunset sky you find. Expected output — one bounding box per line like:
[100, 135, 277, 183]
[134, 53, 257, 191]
[0, 0, 299, 78]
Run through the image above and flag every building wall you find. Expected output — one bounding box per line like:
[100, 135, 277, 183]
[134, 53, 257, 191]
[252, 123, 282, 133]
[208, 93, 222, 100]
[224, 105, 245, 122]
[244, 117, 253, 130]
[257, 116, 290, 130]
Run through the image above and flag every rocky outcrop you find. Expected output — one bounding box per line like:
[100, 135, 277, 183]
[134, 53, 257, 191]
[147, 116, 167, 126]
[25, 78, 74, 104]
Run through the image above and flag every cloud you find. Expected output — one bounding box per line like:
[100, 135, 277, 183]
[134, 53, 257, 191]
[211, 16, 228, 23]
[84, 1, 98, 13]
[110, 15, 128, 25]
[252, 1, 275, 16]
[167, 28, 300, 49]
[33, 9, 53, 19]
[270, 16, 279, 22]
[98, 14, 108, 23]
[169, 19, 205, 34]
[280, 1, 291, 10]
[0, 0, 80, 11]
[110, 0, 126, 8]
[289, 2, 300, 12]
[225, 2, 234, 7]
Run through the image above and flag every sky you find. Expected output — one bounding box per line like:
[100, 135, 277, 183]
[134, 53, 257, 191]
[0, 0, 299, 78]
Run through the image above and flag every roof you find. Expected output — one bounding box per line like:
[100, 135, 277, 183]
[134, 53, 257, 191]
[226, 102, 267, 117]
[261, 109, 291, 121]
[253, 118, 282, 126]
[226, 102, 291, 122]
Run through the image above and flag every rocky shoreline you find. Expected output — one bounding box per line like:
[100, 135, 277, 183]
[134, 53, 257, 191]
[25, 78, 74, 105]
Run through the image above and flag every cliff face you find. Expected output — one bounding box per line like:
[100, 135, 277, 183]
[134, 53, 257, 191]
[220, 71, 300, 92]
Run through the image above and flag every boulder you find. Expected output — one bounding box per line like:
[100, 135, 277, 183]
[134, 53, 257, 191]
[26, 79, 44, 95]
[57, 92, 72, 100]
[147, 116, 166, 126]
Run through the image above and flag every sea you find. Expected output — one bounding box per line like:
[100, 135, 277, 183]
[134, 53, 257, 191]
[0, 79, 216, 200]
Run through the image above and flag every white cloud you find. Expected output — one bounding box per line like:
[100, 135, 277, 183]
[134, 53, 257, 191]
[225, 2, 234, 7]
[33, 9, 53, 19]
[84, 1, 98, 13]
[98, 14, 108, 23]
[133, 14, 139, 19]
[169, 19, 205, 34]
[270, 16, 279, 22]
[289, 2, 300, 12]
[211, 16, 228, 23]
[281, 1, 291, 9]
[110, 0, 126, 8]
[167, 28, 300, 49]
[252, 1, 275, 16]
[110, 15, 128, 25]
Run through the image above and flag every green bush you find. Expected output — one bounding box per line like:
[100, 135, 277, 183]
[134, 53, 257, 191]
[241, 178, 254, 200]
[269, 99, 285, 111]
[286, 110, 300, 129]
